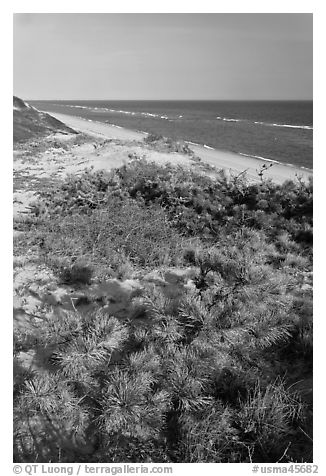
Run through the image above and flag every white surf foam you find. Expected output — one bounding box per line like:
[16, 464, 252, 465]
[203, 144, 215, 150]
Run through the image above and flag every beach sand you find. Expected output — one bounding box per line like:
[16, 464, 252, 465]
[47, 111, 313, 185]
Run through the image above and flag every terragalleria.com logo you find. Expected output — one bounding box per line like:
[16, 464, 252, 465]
[13, 465, 173, 475]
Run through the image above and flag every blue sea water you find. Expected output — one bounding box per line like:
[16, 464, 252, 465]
[30, 100, 313, 169]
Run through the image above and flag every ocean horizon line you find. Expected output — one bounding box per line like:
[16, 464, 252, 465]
[26, 98, 313, 103]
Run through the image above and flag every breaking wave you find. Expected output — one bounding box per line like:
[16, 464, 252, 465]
[216, 115, 312, 130]
[203, 144, 214, 150]
[55, 104, 187, 121]
[216, 116, 241, 123]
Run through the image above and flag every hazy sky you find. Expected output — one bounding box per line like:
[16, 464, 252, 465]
[13, 13, 313, 100]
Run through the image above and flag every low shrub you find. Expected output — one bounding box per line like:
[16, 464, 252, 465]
[14, 160, 313, 463]
[111, 161, 312, 252]
[27, 195, 187, 274]
[58, 263, 93, 285]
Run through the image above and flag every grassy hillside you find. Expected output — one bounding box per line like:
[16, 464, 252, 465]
[13, 159, 313, 463]
[13, 96, 76, 143]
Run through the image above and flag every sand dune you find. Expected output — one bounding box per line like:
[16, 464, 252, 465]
[14, 98, 76, 143]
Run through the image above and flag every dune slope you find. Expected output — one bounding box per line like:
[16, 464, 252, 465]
[13, 96, 76, 143]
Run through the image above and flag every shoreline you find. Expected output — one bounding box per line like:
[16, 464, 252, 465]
[45, 111, 313, 185]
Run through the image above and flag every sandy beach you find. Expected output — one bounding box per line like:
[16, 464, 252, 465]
[46, 112, 313, 185]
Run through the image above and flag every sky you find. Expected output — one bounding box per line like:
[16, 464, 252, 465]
[13, 13, 313, 100]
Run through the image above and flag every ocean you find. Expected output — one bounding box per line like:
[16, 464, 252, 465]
[30, 100, 313, 170]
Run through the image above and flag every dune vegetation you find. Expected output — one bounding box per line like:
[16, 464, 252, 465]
[13, 156, 313, 463]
